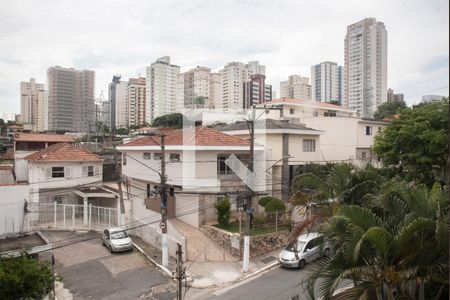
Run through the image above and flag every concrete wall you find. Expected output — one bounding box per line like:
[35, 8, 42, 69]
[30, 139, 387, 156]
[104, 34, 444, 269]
[0, 184, 31, 237]
[14, 151, 32, 182]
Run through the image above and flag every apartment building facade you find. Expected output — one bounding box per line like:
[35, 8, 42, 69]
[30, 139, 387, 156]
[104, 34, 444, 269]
[311, 61, 344, 103]
[47, 66, 95, 133]
[220, 61, 265, 111]
[20, 78, 47, 132]
[280, 75, 311, 100]
[177, 66, 212, 109]
[146, 56, 180, 123]
[243, 74, 272, 108]
[127, 77, 147, 127]
[344, 18, 388, 118]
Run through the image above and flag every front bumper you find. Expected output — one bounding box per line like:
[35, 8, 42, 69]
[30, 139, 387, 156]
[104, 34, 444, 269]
[278, 257, 299, 268]
[112, 243, 133, 252]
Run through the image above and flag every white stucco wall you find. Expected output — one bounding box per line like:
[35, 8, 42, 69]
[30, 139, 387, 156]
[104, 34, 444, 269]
[27, 161, 102, 203]
[0, 184, 30, 237]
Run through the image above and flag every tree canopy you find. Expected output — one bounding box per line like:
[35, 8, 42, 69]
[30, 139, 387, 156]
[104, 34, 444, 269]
[0, 255, 54, 299]
[373, 99, 407, 120]
[151, 113, 184, 129]
[373, 99, 448, 186]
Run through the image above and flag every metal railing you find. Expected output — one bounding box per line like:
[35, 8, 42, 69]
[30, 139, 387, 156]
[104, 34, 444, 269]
[28, 202, 119, 231]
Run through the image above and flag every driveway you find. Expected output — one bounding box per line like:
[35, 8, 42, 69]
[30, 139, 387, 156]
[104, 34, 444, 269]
[41, 231, 176, 300]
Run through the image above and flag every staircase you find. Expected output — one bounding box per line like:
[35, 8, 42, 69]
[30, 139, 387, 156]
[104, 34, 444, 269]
[170, 219, 236, 262]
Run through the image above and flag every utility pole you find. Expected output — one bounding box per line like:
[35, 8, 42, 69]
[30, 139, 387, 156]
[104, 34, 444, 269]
[243, 108, 255, 273]
[175, 243, 184, 300]
[159, 133, 169, 268]
[242, 105, 282, 273]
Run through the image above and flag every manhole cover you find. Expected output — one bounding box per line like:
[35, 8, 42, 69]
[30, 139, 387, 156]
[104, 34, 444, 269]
[260, 256, 276, 264]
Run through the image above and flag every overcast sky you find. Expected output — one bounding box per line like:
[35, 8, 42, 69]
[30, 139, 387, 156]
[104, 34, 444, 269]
[0, 0, 448, 114]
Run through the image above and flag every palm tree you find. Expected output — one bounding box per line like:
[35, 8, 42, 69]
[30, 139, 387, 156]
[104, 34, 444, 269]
[306, 181, 449, 300]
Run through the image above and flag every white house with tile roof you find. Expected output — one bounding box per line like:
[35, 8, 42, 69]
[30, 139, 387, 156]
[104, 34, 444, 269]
[258, 98, 387, 165]
[118, 126, 267, 228]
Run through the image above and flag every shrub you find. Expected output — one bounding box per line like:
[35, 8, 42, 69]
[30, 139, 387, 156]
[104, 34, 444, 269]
[215, 197, 231, 227]
[258, 196, 278, 207]
[265, 198, 286, 213]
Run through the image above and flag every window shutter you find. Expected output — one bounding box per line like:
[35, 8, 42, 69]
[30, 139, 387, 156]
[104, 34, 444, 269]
[95, 165, 101, 176]
[64, 166, 71, 178]
[82, 166, 87, 177]
[46, 167, 52, 178]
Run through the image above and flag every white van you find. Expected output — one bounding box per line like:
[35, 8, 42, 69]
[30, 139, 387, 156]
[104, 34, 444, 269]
[278, 232, 330, 269]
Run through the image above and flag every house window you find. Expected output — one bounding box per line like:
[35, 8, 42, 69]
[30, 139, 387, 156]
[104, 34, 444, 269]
[87, 166, 94, 176]
[365, 126, 372, 135]
[53, 195, 64, 204]
[52, 167, 65, 178]
[169, 153, 180, 162]
[122, 154, 127, 165]
[82, 165, 95, 177]
[361, 152, 367, 160]
[217, 155, 233, 175]
[154, 153, 163, 160]
[290, 108, 295, 114]
[146, 184, 151, 198]
[302, 139, 316, 152]
[143, 152, 151, 160]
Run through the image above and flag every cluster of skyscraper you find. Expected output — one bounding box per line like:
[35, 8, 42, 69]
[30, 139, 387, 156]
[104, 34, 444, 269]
[19, 18, 391, 133]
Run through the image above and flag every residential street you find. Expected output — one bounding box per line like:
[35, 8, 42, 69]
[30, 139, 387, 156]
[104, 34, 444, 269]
[203, 265, 311, 300]
[41, 231, 176, 300]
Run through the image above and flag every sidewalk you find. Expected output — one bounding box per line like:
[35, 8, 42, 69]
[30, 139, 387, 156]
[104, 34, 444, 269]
[133, 236, 282, 289]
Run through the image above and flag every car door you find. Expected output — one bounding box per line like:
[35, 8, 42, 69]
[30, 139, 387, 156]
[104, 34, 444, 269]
[303, 240, 316, 262]
[103, 229, 110, 248]
[309, 237, 321, 260]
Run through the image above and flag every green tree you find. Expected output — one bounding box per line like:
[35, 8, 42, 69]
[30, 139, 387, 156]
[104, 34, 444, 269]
[0, 255, 54, 299]
[116, 127, 129, 135]
[264, 198, 286, 213]
[258, 196, 278, 208]
[215, 197, 231, 227]
[328, 100, 341, 106]
[193, 96, 206, 106]
[151, 113, 184, 129]
[306, 181, 449, 300]
[373, 99, 449, 186]
[291, 163, 383, 207]
[373, 99, 407, 120]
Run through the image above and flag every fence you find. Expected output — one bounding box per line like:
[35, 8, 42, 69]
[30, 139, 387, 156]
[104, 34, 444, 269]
[28, 202, 119, 231]
[251, 210, 291, 234]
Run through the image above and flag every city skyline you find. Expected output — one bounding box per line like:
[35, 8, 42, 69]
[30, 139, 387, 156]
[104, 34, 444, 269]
[0, 0, 448, 115]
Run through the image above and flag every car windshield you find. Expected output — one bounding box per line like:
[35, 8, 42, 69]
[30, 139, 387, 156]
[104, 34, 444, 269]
[285, 241, 306, 252]
[110, 231, 128, 239]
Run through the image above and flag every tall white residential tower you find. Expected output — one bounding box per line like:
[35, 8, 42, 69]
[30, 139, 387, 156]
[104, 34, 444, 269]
[344, 18, 388, 118]
[20, 78, 47, 132]
[146, 56, 180, 123]
[311, 61, 344, 103]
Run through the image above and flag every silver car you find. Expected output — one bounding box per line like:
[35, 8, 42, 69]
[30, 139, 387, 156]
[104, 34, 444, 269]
[278, 232, 330, 269]
[102, 228, 133, 253]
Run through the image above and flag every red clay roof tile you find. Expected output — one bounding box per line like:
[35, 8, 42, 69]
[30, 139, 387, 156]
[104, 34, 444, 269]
[123, 127, 249, 147]
[14, 133, 76, 143]
[25, 143, 102, 161]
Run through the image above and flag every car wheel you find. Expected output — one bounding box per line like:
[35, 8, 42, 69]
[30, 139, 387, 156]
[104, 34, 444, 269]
[109, 246, 114, 253]
[102, 240, 105, 246]
[324, 248, 331, 258]
[298, 259, 306, 269]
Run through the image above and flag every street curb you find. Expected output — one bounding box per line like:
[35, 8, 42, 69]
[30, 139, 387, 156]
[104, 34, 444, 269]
[242, 261, 280, 280]
[132, 242, 173, 278]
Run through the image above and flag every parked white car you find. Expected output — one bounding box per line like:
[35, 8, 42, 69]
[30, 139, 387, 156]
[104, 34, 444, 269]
[101, 228, 133, 253]
[278, 232, 330, 269]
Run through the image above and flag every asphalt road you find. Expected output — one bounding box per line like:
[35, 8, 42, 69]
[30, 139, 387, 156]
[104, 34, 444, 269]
[207, 265, 312, 300]
[41, 231, 176, 300]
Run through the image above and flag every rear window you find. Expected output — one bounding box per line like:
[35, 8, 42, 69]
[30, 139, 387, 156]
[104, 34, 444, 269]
[110, 231, 128, 239]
